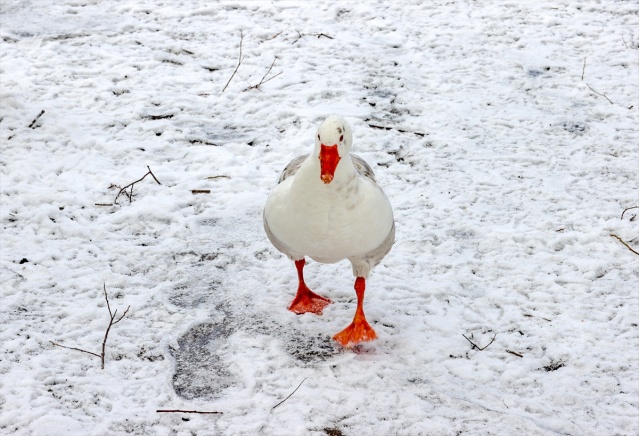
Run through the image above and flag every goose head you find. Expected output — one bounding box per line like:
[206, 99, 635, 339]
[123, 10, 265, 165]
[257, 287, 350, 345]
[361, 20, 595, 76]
[314, 115, 353, 184]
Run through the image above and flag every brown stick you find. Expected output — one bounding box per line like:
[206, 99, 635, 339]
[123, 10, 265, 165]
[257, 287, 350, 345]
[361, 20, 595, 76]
[462, 333, 496, 351]
[585, 83, 613, 104]
[191, 189, 211, 194]
[581, 58, 586, 81]
[506, 350, 524, 358]
[621, 206, 639, 220]
[29, 110, 45, 129]
[95, 203, 114, 207]
[157, 410, 223, 414]
[611, 234, 639, 256]
[222, 30, 244, 93]
[272, 378, 307, 410]
[206, 175, 230, 180]
[113, 166, 162, 204]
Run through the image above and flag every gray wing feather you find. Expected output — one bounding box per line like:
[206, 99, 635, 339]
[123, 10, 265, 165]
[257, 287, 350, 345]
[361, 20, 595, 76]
[351, 154, 376, 183]
[278, 155, 309, 183]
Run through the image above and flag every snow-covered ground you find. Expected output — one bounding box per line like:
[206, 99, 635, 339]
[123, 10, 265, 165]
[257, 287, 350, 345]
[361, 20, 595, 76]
[1, 1, 638, 434]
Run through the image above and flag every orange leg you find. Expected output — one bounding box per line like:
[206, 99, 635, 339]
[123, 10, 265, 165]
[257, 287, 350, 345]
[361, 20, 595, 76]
[288, 259, 331, 315]
[333, 277, 377, 347]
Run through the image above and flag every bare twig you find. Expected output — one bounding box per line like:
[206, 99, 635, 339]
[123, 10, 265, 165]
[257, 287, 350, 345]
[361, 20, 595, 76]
[206, 175, 230, 180]
[50, 341, 101, 358]
[146, 165, 161, 185]
[506, 350, 524, 358]
[51, 284, 130, 369]
[265, 31, 283, 41]
[581, 58, 586, 81]
[191, 189, 211, 194]
[272, 378, 307, 410]
[292, 30, 334, 44]
[462, 333, 496, 351]
[621, 206, 639, 220]
[610, 234, 639, 256]
[29, 110, 45, 129]
[157, 409, 223, 415]
[585, 83, 613, 104]
[95, 203, 114, 207]
[113, 166, 162, 205]
[244, 57, 282, 91]
[222, 31, 244, 93]
[100, 285, 131, 369]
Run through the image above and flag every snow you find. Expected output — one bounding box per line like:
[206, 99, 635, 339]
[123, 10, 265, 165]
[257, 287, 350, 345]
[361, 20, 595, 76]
[1, 0, 638, 434]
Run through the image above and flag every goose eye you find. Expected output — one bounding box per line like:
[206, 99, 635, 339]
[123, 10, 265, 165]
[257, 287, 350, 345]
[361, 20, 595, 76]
[339, 135, 344, 142]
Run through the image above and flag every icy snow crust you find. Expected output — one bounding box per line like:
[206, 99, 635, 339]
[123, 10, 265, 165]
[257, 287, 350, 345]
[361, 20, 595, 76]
[1, 1, 638, 435]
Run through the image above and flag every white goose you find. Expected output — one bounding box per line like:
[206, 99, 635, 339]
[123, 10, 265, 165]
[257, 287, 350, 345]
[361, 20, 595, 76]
[264, 115, 395, 347]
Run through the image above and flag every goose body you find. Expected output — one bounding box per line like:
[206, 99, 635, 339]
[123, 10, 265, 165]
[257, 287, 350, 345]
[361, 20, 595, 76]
[263, 115, 395, 347]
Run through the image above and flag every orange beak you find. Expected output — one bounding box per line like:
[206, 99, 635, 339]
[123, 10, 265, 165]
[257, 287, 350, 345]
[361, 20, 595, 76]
[319, 144, 341, 184]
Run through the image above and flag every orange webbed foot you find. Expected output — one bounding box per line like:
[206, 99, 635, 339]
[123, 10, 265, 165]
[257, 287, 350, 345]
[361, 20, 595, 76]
[288, 258, 331, 315]
[333, 277, 377, 347]
[333, 317, 377, 347]
[288, 284, 332, 315]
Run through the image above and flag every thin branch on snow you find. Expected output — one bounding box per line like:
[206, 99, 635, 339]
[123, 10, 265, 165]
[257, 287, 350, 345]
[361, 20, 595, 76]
[265, 31, 283, 41]
[50, 342, 101, 358]
[610, 234, 639, 256]
[292, 30, 334, 44]
[28, 110, 45, 129]
[462, 333, 496, 351]
[506, 350, 524, 358]
[157, 409, 223, 415]
[51, 284, 130, 369]
[222, 30, 244, 93]
[620, 206, 639, 220]
[368, 123, 427, 138]
[206, 175, 230, 180]
[191, 189, 211, 194]
[581, 58, 586, 81]
[112, 166, 162, 205]
[585, 83, 613, 104]
[244, 57, 282, 91]
[272, 378, 307, 410]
